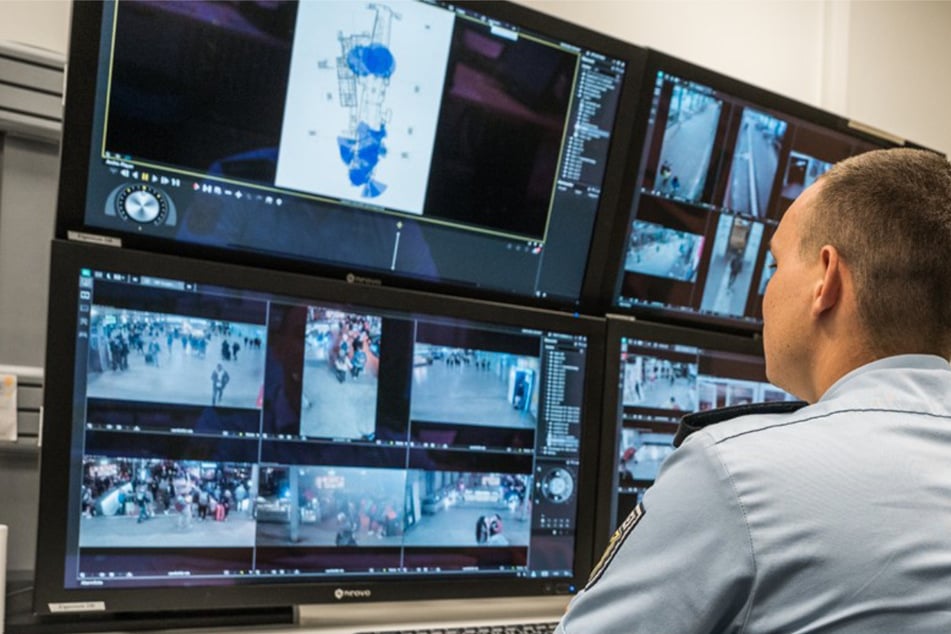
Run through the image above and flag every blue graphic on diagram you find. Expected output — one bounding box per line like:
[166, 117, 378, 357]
[275, 1, 454, 215]
[337, 4, 398, 197]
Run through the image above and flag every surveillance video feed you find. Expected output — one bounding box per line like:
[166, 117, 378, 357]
[618, 428, 675, 482]
[411, 345, 540, 429]
[780, 151, 832, 201]
[653, 84, 723, 202]
[622, 353, 698, 411]
[254, 466, 532, 548]
[255, 465, 406, 547]
[87, 307, 267, 409]
[617, 67, 887, 327]
[699, 215, 764, 317]
[625, 220, 704, 283]
[723, 108, 787, 217]
[300, 308, 382, 440]
[64, 259, 593, 586]
[79, 457, 257, 548]
[697, 376, 762, 410]
[403, 471, 531, 547]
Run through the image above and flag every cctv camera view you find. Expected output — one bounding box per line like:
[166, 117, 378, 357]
[300, 309, 381, 440]
[698, 215, 764, 317]
[615, 67, 890, 327]
[66, 262, 592, 584]
[722, 108, 787, 217]
[610, 332, 796, 530]
[87, 307, 267, 410]
[774, 149, 834, 217]
[618, 429, 674, 482]
[254, 467, 531, 550]
[77, 0, 633, 304]
[79, 457, 257, 548]
[410, 343, 540, 430]
[623, 354, 698, 412]
[650, 83, 722, 203]
[624, 220, 704, 283]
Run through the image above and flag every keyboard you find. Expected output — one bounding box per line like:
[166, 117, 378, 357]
[359, 622, 558, 634]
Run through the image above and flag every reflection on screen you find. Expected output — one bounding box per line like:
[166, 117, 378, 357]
[615, 66, 888, 327]
[69, 265, 593, 588]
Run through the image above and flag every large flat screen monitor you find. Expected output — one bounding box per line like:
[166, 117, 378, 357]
[593, 317, 796, 553]
[602, 49, 925, 331]
[34, 239, 606, 620]
[56, 0, 646, 311]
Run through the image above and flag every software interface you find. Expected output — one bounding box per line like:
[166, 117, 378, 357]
[79, 0, 630, 303]
[614, 69, 882, 326]
[65, 264, 592, 588]
[610, 334, 795, 527]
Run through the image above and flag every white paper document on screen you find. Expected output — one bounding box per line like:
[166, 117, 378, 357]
[0, 374, 17, 441]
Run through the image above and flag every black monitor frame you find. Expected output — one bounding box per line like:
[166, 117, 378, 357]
[597, 48, 924, 334]
[593, 315, 770, 555]
[54, 0, 647, 314]
[34, 238, 607, 617]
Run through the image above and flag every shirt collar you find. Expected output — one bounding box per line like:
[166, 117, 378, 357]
[819, 354, 951, 403]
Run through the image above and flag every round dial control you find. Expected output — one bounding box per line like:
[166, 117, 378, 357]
[540, 467, 575, 503]
[116, 185, 168, 224]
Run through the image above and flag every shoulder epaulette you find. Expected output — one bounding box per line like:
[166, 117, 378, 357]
[673, 400, 808, 447]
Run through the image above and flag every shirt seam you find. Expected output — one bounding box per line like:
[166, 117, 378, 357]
[712, 407, 951, 446]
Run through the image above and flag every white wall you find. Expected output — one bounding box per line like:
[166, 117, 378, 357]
[0, 0, 70, 56]
[845, 1, 951, 156]
[0, 0, 947, 153]
[523, 1, 829, 107]
[520, 0, 951, 155]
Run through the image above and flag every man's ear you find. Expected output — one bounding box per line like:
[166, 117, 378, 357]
[812, 245, 842, 317]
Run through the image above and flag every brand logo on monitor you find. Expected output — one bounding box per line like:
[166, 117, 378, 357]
[334, 588, 372, 600]
[345, 272, 382, 286]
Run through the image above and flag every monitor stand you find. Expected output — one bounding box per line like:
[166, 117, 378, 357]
[295, 595, 570, 632]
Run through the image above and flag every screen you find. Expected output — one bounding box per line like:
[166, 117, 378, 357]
[607, 50, 907, 330]
[57, 0, 645, 309]
[593, 318, 795, 550]
[35, 240, 605, 615]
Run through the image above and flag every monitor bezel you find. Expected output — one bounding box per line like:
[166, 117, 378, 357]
[596, 48, 915, 333]
[34, 238, 607, 616]
[592, 315, 763, 555]
[53, 0, 647, 314]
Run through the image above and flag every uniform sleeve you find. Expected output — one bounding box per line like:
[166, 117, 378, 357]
[557, 431, 755, 634]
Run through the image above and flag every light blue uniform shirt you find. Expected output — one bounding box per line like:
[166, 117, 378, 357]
[558, 354, 951, 633]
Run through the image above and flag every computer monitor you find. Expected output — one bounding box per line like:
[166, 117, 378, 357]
[56, 0, 646, 311]
[602, 49, 924, 331]
[593, 316, 796, 553]
[34, 239, 606, 621]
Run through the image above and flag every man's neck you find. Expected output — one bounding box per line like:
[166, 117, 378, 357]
[808, 340, 881, 403]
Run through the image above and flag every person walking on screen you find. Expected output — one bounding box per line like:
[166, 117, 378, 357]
[557, 148, 951, 633]
[211, 363, 230, 406]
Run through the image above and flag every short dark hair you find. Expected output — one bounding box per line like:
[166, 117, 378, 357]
[802, 148, 951, 357]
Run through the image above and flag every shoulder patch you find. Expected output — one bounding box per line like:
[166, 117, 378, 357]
[585, 502, 645, 590]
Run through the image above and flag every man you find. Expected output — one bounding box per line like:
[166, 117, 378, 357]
[211, 363, 230, 406]
[557, 148, 951, 633]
